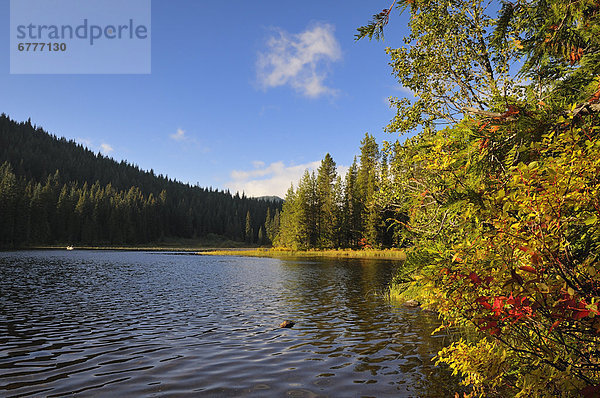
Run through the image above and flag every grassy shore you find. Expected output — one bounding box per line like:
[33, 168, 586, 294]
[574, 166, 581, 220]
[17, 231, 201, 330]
[14, 244, 406, 261]
[388, 282, 421, 302]
[197, 248, 407, 261]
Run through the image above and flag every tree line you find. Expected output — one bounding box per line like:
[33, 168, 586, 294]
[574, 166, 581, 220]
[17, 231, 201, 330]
[275, 133, 401, 250]
[0, 115, 281, 248]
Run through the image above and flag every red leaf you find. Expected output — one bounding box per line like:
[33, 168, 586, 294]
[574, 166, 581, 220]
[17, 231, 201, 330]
[573, 309, 591, 320]
[476, 296, 492, 310]
[550, 319, 562, 332]
[492, 297, 505, 316]
[469, 272, 482, 285]
[506, 293, 516, 305]
[493, 297, 505, 308]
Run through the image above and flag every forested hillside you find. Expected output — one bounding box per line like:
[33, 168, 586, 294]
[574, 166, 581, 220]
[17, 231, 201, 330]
[0, 114, 281, 248]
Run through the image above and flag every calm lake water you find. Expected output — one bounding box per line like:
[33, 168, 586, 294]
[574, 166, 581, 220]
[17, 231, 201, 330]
[0, 251, 460, 397]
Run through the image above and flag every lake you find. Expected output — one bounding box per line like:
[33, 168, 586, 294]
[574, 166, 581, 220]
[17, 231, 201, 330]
[0, 251, 460, 397]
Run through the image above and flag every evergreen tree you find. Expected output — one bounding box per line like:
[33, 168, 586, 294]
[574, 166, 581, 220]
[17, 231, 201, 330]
[295, 170, 318, 248]
[271, 208, 280, 244]
[29, 182, 50, 243]
[316, 153, 337, 248]
[0, 162, 17, 247]
[264, 207, 272, 242]
[277, 185, 299, 249]
[357, 133, 380, 246]
[343, 157, 361, 247]
[245, 210, 252, 244]
[332, 175, 345, 248]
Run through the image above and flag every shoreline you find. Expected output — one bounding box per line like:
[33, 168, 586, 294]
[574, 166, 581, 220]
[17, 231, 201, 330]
[197, 248, 407, 261]
[2, 247, 407, 261]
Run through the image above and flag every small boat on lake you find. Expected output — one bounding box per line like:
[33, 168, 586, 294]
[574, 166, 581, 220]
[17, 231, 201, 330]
[66, 246, 74, 251]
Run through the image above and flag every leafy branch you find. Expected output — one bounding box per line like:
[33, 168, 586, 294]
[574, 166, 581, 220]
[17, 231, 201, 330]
[355, 0, 398, 41]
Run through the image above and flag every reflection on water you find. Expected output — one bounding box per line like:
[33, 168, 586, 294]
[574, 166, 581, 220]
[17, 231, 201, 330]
[0, 251, 461, 397]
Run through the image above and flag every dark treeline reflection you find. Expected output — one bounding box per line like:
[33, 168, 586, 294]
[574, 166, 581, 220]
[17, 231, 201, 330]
[275, 257, 464, 397]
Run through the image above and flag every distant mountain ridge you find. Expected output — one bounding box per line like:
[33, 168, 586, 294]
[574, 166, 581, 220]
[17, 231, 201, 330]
[256, 195, 284, 202]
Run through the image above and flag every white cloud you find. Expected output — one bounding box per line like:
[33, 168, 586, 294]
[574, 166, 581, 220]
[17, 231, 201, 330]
[170, 128, 187, 141]
[257, 23, 342, 98]
[228, 160, 321, 198]
[100, 143, 113, 154]
[76, 138, 114, 155]
[228, 160, 350, 198]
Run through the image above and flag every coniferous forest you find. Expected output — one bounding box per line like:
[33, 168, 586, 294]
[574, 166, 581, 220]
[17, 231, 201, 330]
[275, 133, 401, 250]
[0, 114, 281, 248]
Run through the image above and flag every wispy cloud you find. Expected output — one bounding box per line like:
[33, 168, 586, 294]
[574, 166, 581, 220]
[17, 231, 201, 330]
[257, 23, 342, 98]
[259, 104, 280, 117]
[76, 137, 93, 147]
[169, 128, 187, 142]
[393, 84, 415, 96]
[76, 137, 115, 155]
[168, 128, 210, 153]
[100, 143, 114, 154]
[228, 160, 321, 198]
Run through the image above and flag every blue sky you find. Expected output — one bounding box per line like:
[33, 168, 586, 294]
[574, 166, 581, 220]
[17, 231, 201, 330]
[1, 0, 412, 197]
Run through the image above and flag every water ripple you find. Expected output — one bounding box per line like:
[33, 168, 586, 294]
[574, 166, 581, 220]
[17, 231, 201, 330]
[0, 251, 463, 397]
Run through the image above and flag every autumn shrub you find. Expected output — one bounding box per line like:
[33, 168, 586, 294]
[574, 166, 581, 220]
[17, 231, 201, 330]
[393, 105, 600, 396]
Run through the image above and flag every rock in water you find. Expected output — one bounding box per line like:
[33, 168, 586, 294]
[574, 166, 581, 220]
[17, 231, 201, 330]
[403, 299, 421, 308]
[279, 320, 295, 328]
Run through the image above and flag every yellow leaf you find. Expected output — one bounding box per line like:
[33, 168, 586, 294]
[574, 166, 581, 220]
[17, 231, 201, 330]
[513, 38, 524, 49]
